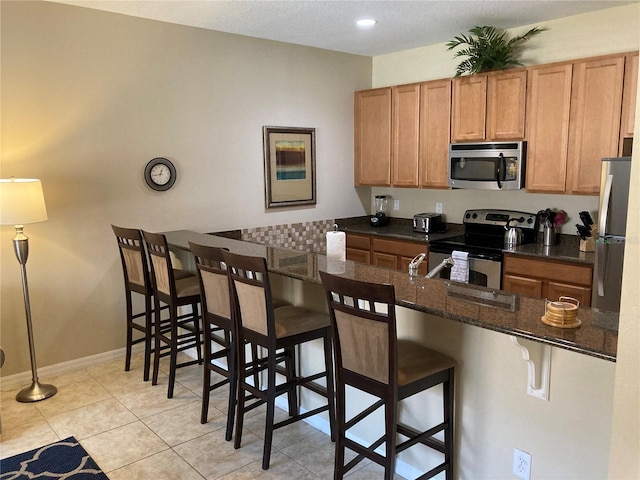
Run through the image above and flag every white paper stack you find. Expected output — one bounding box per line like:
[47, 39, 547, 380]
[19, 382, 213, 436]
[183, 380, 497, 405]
[450, 250, 469, 283]
[326, 229, 346, 274]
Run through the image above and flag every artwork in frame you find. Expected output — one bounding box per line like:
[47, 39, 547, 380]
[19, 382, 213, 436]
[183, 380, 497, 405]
[263, 126, 316, 208]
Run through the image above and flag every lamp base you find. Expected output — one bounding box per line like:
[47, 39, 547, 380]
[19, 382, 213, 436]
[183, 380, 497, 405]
[16, 380, 57, 403]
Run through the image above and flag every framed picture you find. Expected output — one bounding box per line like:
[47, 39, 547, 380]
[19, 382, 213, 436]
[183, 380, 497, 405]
[263, 126, 316, 208]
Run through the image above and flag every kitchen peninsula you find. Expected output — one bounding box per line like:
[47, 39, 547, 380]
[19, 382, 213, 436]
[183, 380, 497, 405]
[165, 230, 617, 361]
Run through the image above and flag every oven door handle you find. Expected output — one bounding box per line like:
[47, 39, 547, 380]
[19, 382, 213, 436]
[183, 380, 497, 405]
[467, 252, 503, 262]
[496, 153, 505, 189]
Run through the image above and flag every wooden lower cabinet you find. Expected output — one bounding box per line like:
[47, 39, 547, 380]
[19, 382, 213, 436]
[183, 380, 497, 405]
[502, 254, 593, 306]
[345, 233, 429, 275]
[346, 233, 371, 264]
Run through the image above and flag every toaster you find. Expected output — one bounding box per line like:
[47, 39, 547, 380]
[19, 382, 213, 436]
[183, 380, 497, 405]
[413, 213, 444, 233]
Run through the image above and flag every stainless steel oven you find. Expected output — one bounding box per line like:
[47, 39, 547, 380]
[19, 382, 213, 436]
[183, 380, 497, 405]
[427, 209, 538, 289]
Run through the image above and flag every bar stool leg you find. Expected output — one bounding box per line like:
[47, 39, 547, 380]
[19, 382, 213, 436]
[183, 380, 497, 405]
[143, 294, 153, 381]
[262, 355, 278, 470]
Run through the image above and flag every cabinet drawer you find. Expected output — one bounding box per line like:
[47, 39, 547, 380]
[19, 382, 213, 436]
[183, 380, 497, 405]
[503, 255, 592, 286]
[372, 238, 428, 258]
[346, 233, 371, 250]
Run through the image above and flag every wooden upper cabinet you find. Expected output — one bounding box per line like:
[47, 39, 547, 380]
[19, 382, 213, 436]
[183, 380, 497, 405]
[620, 52, 638, 152]
[419, 79, 452, 188]
[392, 84, 420, 187]
[451, 69, 526, 142]
[566, 55, 624, 195]
[486, 70, 527, 140]
[451, 75, 487, 141]
[354, 88, 392, 186]
[525, 63, 573, 193]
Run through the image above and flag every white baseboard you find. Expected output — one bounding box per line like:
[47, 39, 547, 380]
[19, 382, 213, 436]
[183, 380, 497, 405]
[0, 345, 140, 391]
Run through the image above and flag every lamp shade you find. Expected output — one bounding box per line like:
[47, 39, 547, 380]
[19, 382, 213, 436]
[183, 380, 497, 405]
[0, 178, 48, 226]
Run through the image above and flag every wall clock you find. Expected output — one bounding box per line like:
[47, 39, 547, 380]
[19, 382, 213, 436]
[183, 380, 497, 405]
[144, 157, 176, 191]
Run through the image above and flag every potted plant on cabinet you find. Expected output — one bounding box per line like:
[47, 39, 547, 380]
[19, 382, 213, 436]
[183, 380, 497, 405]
[446, 25, 545, 77]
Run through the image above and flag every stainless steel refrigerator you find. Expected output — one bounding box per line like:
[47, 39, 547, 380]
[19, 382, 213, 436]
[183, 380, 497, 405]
[592, 157, 631, 312]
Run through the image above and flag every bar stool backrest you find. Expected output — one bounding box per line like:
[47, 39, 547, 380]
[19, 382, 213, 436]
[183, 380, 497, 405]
[112, 225, 150, 295]
[142, 231, 176, 301]
[320, 272, 398, 393]
[222, 250, 274, 343]
[189, 243, 231, 321]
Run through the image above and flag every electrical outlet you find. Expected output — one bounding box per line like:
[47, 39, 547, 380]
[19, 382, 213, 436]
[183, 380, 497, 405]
[393, 200, 400, 211]
[436, 202, 443, 214]
[513, 448, 531, 480]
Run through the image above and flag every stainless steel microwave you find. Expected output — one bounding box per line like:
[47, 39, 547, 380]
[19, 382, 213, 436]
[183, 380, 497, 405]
[448, 141, 526, 190]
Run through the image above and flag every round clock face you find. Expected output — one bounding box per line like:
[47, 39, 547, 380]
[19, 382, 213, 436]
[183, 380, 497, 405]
[144, 157, 176, 191]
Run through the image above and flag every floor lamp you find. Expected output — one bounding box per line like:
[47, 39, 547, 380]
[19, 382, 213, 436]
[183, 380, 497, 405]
[0, 178, 57, 402]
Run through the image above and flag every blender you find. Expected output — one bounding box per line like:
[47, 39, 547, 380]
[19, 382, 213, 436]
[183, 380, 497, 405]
[370, 195, 389, 227]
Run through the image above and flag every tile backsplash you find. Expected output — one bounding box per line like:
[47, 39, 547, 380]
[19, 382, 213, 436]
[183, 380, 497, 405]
[242, 219, 335, 253]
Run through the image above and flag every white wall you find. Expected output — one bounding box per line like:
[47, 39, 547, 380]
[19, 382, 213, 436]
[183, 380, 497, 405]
[0, 1, 371, 375]
[367, 4, 640, 233]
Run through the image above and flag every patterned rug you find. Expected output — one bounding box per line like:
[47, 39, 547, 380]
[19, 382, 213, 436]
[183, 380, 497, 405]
[0, 436, 109, 479]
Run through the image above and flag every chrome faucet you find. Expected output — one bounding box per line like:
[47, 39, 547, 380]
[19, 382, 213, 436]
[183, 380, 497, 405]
[426, 257, 454, 278]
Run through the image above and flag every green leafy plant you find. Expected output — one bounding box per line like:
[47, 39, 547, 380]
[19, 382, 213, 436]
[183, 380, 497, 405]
[446, 25, 545, 77]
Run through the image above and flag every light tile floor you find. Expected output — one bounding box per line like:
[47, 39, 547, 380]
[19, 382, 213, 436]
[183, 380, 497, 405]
[0, 353, 393, 479]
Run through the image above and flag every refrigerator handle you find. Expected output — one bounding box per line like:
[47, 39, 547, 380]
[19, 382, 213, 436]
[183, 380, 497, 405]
[598, 174, 613, 237]
[596, 238, 606, 297]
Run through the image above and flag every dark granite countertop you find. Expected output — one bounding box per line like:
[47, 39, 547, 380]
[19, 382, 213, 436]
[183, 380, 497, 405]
[335, 216, 464, 244]
[337, 216, 595, 266]
[165, 230, 617, 361]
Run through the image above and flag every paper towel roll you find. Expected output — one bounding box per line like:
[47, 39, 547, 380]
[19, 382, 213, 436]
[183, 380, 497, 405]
[326, 230, 346, 262]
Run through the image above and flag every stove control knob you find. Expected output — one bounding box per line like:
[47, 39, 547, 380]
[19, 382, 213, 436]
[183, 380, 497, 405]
[472, 213, 478, 219]
[465, 213, 471, 219]
[527, 217, 533, 224]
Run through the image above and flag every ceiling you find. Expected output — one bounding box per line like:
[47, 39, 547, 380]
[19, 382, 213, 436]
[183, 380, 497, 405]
[52, 0, 635, 56]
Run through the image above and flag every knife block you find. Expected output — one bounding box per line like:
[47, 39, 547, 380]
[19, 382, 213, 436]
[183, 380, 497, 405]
[579, 224, 597, 252]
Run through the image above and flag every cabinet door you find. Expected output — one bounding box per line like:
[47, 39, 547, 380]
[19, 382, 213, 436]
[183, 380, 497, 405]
[620, 52, 638, 154]
[567, 55, 624, 195]
[392, 84, 420, 187]
[502, 274, 543, 298]
[372, 252, 398, 270]
[486, 70, 527, 140]
[525, 63, 573, 193]
[346, 248, 370, 264]
[419, 79, 451, 188]
[547, 281, 592, 307]
[354, 88, 392, 186]
[451, 75, 487, 142]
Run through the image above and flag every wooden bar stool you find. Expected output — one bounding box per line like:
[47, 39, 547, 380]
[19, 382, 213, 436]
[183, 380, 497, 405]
[112, 225, 155, 381]
[112, 225, 194, 381]
[142, 231, 203, 398]
[189, 242, 237, 439]
[320, 271, 456, 480]
[222, 250, 336, 470]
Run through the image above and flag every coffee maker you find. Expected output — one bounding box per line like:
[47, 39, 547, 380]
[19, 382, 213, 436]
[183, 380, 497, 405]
[370, 195, 389, 227]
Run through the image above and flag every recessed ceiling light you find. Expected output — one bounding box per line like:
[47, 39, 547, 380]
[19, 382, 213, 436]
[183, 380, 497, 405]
[356, 18, 377, 28]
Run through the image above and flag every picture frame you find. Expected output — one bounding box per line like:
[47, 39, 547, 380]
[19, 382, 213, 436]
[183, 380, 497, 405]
[263, 126, 316, 208]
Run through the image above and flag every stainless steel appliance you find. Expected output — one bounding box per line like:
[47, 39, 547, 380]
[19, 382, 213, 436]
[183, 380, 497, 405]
[592, 157, 631, 312]
[428, 209, 538, 289]
[448, 141, 526, 190]
[370, 195, 389, 227]
[413, 213, 445, 233]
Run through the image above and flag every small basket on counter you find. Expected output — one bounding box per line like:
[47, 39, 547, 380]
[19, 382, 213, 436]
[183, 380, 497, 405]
[541, 296, 581, 328]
